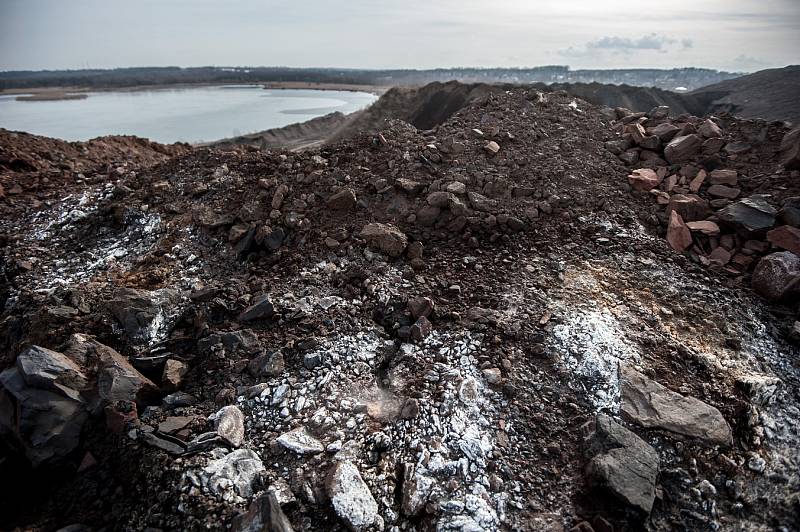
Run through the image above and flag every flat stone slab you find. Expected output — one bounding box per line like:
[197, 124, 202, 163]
[620, 364, 732, 446]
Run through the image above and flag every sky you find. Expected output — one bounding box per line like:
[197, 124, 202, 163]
[1, 0, 798, 72]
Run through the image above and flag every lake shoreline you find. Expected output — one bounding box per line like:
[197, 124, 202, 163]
[0, 84, 379, 144]
[1, 81, 389, 100]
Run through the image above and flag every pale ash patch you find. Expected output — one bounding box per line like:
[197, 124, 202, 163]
[229, 328, 511, 529]
[550, 309, 641, 411]
[32, 211, 163, 292]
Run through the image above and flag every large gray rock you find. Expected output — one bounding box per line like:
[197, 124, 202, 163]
[327, 461, 378, 531]
[752, 251, 800, 302]
[717, 195, 777, 238]
[586, 414, 659, 515]
[0, 346, 90, 466]
[620, 365, 732, 446]
[202, 449, 265, 498]
[15, 345, 88, 396]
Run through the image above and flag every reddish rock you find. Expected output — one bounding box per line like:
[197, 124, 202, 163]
[326, 188, 357, 210]
[731, 253, 755, 270]
[708, 185, 741, 199]
[627, 168, 662, 191]
[666, 174, 678, 191]
[688, 170, 706, 193]
[709, 169, 738, 186]
[702, 137, 726, 155]
[667, 211, 693, 252]
[651, 122, 680, 142]
[767, 225, 800, 256]
[78, 451, 97, 473]
[709, 246, 732, 265]
[627, 123, 646, 144]
[664, 134, 702, 164]
[666, 194, 710, 222]
[105, 401, 138, 434]
[686, 221, 721, 236]
[158, 416, 195, 435]
[162, 359, 188, 392]
[484, 141, 500, 154]
[745, 240, 770, 253]
[651, 190, 670, 205]
[360, 223, 408, 257]
[752, 251, 800, 301]
[697, 119, 723, 139]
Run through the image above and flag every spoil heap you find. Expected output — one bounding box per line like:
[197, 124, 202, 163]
[1, 89, 798, 532]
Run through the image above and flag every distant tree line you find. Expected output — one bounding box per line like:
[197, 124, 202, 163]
[0, 66, 742, 92]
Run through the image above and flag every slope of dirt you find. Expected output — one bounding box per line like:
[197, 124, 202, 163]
[690, 65, 800, 124]
[0, 89, 798, 532]
[209, 112, 350, 152]
[0, 128, 190, 220]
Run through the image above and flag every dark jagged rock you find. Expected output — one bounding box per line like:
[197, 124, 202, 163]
[239, 294, 275, 322]
[586, 414, 659, 515]
[717, 195, 777, 238]
[232, 492, 294, 532]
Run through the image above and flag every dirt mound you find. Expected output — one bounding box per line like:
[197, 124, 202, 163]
[537, 81, 702, 117]
[0, 128, 190, 219]
[213, 81, 504, 151]
[332, 80, 502, 136]
[690, 65, 800, 124]
[1, 90, 798, 532]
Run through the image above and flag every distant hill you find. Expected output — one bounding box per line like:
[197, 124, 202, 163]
[689, 65, 800, 124]
[0, 65, 740, 92]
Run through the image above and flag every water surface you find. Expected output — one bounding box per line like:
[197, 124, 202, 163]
[0, 85, 377, 144]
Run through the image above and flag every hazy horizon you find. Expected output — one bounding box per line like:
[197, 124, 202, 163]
[1, 0, 798, 73]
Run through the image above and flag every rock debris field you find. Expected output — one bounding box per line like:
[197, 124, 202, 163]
[0, 87, 799, 532]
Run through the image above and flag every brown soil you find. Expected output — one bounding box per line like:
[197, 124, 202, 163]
[0, 87, 798, 532]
